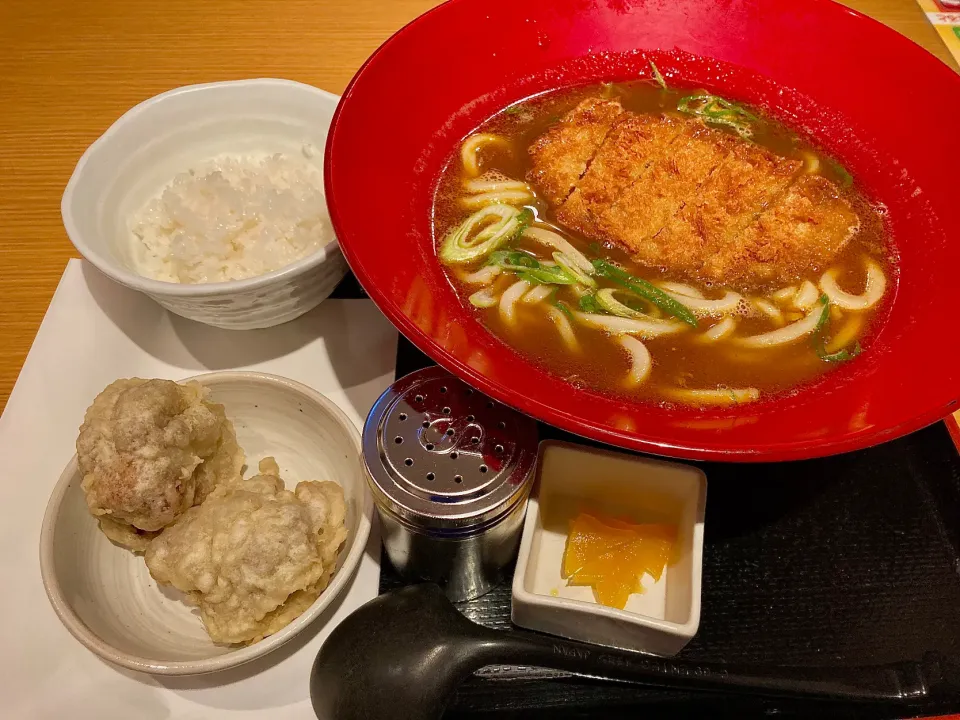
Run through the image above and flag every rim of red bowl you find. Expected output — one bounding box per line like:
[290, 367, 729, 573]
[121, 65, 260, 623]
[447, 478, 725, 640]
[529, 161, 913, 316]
[326, 0, 960, 462]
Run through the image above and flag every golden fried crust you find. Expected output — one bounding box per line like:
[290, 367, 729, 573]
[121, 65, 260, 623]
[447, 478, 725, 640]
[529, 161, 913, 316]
[527, 98, 625, 207]
[77, 378, 239, 550]
[144, 458, 347, 645]
[651, 138, 801, 277]
[527, 99, 858, 289]
[557, 114, 684, 238]
[597, 118, 732, 270]
[714, 174, 861, 286]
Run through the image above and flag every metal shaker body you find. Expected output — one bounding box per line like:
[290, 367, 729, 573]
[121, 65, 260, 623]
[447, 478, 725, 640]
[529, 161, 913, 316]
[363, 367, 538, 601]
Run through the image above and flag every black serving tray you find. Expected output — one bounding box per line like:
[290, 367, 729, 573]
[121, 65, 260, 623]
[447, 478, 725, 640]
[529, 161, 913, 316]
[333, 276, 960, 719]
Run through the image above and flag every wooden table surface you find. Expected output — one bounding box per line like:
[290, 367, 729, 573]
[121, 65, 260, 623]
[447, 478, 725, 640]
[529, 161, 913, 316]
[0, 0, 955, 412]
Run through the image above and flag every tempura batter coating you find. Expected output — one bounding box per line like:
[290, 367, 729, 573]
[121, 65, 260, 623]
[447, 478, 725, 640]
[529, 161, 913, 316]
[144, 458, 347, 645]
[96, 515, 160, 552]
[77, 378, 243, 549]
[194, 401, 245, 503]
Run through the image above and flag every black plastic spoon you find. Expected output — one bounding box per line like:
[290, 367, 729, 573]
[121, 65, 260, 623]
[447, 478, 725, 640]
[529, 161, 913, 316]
[310, 584, 935, 720]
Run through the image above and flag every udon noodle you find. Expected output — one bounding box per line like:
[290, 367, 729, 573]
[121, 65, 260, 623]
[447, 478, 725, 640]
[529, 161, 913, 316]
[434, 79, 893, 406]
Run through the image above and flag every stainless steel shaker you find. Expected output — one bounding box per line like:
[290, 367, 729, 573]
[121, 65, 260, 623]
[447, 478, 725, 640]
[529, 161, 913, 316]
[363, 367, 538, 601]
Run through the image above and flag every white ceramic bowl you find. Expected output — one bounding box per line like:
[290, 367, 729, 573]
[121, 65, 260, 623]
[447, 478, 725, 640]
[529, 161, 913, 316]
[512, 441, 706, 657]
[39, 371, 373, 675]
[61, 79, 348, 330]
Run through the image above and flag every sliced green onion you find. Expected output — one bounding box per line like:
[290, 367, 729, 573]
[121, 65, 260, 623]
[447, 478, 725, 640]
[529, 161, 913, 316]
[819, 343, 862, 363]
[810, 294, 860, 363]
[488, 250, 577, 285]
[488, 250, 536, 270]
[553, 252, 596, 287]
[829, 159, 854, 187]
[623, 295, 655, 315]
[439, 206, 532, 265]
[525, 267, 576, 284]
[595, 288, 649, 319]
[684, 93, 759, 121]
[677, 93, 757, 139]
[579, 294, 602, 313]
[649, 60, 667, 89]
[554, 300, 575, 319]
[468, 287, 498, 308]
[813, 293, 830, 335]
[591, 259, 698, 327]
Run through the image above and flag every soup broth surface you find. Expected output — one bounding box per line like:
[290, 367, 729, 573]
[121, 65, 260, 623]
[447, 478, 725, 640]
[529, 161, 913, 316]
[433, 81, 893, 406]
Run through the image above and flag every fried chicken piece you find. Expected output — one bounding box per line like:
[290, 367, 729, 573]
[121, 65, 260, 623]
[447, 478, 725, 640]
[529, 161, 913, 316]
[144, 457, 347, 645]
[77, 378, 243, 550]
[527, 97, 626, 207]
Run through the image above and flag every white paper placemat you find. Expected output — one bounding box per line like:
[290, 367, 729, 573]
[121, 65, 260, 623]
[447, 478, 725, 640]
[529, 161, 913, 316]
[0, 259, 399, 719]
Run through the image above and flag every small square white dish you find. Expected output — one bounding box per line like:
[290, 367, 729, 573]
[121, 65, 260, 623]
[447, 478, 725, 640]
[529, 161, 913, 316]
[511, 440, 706, 657]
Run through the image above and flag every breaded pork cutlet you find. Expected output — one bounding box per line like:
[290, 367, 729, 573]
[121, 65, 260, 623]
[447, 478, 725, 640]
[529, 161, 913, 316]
[649, 138, 802, 283]
[583, 117, 735, 271]
[526, 98, 625, 207]
[527, 98, 860, 289]
[712, 174, 861, 285]
[557, 113, 686, 239]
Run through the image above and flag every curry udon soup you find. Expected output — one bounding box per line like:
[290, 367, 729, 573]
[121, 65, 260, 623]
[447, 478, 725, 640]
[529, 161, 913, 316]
[432, 79, 892, 407]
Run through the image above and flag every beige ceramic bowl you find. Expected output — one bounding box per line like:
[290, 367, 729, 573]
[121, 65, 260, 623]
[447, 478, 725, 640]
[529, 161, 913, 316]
[61, 79, 348, 330]
[39, 371, 372, 675]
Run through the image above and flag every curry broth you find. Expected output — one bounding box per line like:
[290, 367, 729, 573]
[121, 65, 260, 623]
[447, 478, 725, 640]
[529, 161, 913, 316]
[432, 82, 892, 405]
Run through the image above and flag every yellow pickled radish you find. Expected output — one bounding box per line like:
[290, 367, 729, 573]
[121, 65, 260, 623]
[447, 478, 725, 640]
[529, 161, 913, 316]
[562, 511, 676, 610]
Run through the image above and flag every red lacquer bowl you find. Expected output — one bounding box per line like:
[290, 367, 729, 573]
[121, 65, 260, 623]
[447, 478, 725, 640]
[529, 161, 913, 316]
[326, 0, 960, 461]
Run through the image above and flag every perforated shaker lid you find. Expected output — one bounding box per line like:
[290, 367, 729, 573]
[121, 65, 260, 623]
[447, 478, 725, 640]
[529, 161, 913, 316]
[362, 367, 539, 532]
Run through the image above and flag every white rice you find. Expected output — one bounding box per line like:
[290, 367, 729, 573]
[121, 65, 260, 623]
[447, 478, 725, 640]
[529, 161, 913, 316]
[129, 150, 334, 284]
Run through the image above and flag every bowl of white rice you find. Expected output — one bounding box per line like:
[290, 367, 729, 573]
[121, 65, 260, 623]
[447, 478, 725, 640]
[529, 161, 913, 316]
[61, 79, 348, 330]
